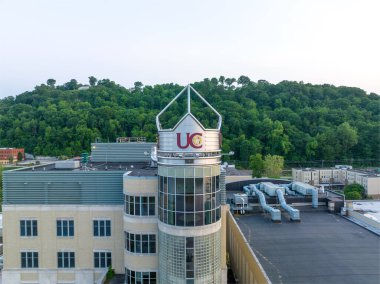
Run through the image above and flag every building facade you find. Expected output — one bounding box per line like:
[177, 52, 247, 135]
[292, 168, 380, 197]
[2, 85, 228, 284]
[0, 148, 24, 165]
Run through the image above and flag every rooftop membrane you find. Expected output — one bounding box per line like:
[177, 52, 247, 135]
[235, 211, 380, 284]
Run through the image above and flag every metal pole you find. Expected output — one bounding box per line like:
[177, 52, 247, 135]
[187, 84, 191, 113]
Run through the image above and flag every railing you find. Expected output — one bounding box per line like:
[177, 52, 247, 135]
[116, 137, 146, 143]
[94, 268, 108, 284]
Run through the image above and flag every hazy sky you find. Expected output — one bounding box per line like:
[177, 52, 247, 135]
[0, 0, 379, 98]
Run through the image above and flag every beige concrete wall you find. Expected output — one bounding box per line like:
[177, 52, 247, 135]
[367, 177, 380, 197]
[226, 211, 270, 284]
[2, 204, 124, 279]
[124, 254, 158, 271]
[124, 176, 158, 195]
[220, 204, 228, 283]
[123, 175, 159, 272]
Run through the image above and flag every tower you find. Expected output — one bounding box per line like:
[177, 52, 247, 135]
[156, 85, 222, 283]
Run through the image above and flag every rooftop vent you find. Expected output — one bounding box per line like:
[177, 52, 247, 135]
[55, 160, 80, 169]
[116, 137, 146, 143]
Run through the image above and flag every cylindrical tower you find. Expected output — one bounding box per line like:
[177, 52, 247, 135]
[156, 85, 222, 284]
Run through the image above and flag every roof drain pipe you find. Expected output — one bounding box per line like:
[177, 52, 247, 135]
[244, 185, 281, 223]
[291, 182, 319, 208]
[276, 189, 301, 221]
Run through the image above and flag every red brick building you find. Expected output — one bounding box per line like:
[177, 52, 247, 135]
[0, 148, 24, 164]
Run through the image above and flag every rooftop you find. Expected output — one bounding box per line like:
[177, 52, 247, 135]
[224, 166, 251, 176]
[17, 162, 158, 176]
[15, 162, 252, 177]
[235, 211, 380, 284]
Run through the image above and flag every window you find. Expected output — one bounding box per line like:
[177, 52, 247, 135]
[125, 232, 156, 254]
[57, 252, 75, 268]
[186, 237, 194, 279]
[93, 220, 111, 237]
[124, 195, 155, 216]
[20, 219, 37, 237]
[57, 219, 74, 237]
[159, 171, 221, 227]
[125, 269, 156, 284]
[21, 251, 38, 268]
[94, 251, 112, 268]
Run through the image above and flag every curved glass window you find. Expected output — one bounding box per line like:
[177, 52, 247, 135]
[125, 269, 156, 284]
[124, 195, 155, 216]
[158, 166, 221, 227]
[125, 232, 156, 254]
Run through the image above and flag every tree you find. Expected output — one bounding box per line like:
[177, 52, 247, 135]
[335, 122, 358, 157]
[47, 79, 56, 88]
[134, 81, 143, 92]
[344, 183, 365, 198]
[8, 155, 14, 164]
[306, 138, 318, 159]
[63, 79, 78, 90]
[250, 154, 264, 178]
[0, 76, 378, 161]
[263, 155, 284, 178]
[17, 152, 23, 162]
[218, 76, 225, 85]
[237, 75, 251, 86]
[225, 78, 236, 87]
[345, 191, 362, 200]
[89, 76, 97, 87]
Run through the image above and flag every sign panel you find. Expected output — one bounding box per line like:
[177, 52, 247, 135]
[159, 114, 220, 152]
[176, 133, 203, 149]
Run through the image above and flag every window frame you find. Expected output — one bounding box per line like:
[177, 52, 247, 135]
[93, 219, 111, 237]
[57, 251, 75, 269]
[125, 268, 157, 284]
[124, 195, 156, 217]
[56, 219, 74, 237]
[21, 251, 39, 268]
[94, 251, 112, 268]
[20, 219, 38, 237]
[124, 232, 156, 254]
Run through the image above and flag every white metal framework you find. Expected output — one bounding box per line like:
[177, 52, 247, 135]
[156, 84, 222, 131]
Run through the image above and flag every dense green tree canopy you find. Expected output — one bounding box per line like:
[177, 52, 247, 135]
[344, 183, 365, 199]
[0, 77, 379, 165]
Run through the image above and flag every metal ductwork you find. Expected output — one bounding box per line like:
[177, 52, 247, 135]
[244, 185, 281, 222]
[276, 189, 300, 221]
[291, 182, 319, 208]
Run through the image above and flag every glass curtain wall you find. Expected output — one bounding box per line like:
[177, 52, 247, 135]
[158, 165, 221, 227]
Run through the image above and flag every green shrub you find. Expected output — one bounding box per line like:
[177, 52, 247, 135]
[106, 266, 115, 280]
[345, 191, 362, 200]
[344, 183, 365, 199]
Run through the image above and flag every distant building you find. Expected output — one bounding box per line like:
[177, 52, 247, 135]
[292, 167, 380, 198]
[0, 148, 24, 165]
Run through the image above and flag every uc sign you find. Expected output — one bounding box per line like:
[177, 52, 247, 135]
[177, 133, 203, 149]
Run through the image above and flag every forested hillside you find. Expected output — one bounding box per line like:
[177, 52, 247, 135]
[0, 76, 379, 166]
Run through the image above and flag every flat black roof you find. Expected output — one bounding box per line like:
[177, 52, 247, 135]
[235, 211, 380, 284]
[225, 167, 251, 176]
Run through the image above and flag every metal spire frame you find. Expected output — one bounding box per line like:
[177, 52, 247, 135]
[156, 84, 222, 131]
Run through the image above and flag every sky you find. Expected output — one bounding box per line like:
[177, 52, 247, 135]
[0, 0, 379, 98]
